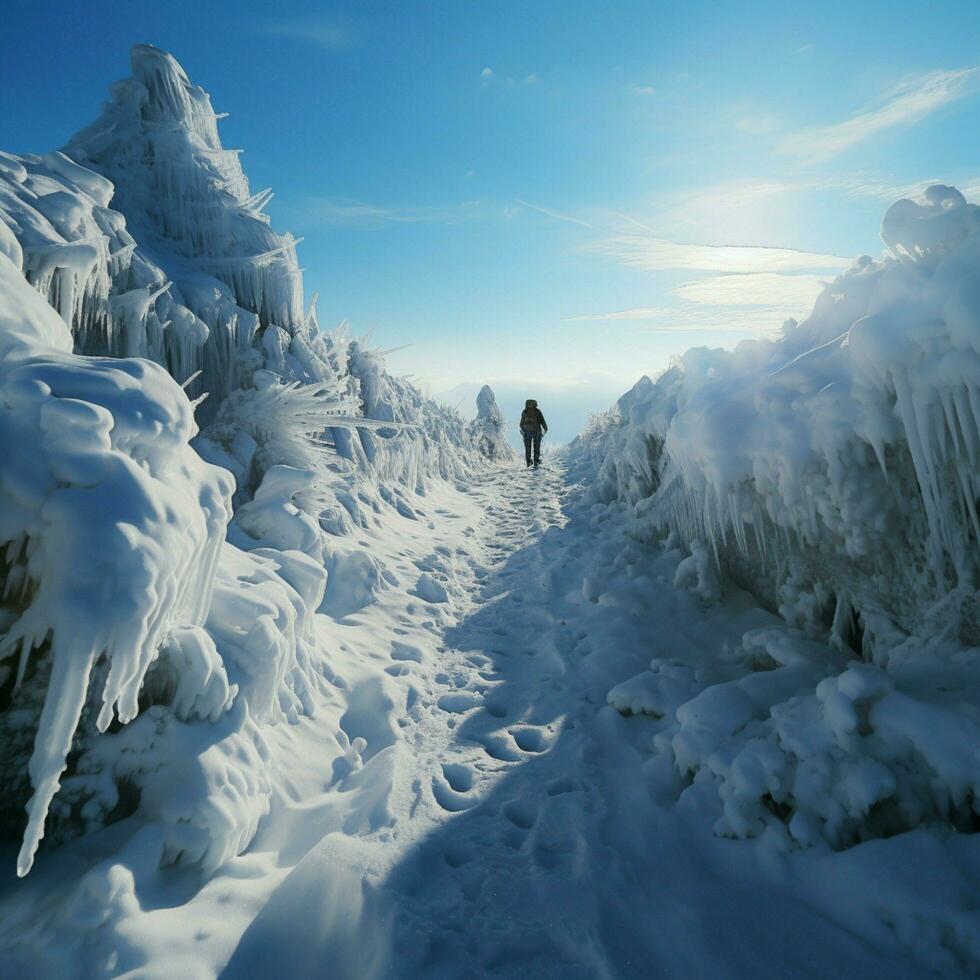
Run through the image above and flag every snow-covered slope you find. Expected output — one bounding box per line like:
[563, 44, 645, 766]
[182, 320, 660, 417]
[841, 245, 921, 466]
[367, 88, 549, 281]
[574, 183, 980, 849]
[0, 45, 483, 879]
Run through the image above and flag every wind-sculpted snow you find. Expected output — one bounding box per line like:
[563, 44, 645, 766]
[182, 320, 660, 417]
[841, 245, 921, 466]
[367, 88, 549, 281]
[469, 384, 513, 460]
[0, 241, 234, 876]
[580, 184, 980, 848]
[0, 44, 485, 880]
[64, 44, 304, 405]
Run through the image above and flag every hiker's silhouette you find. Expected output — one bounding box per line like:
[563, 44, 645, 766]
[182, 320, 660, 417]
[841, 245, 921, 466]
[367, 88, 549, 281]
[519, 399, 548, 468]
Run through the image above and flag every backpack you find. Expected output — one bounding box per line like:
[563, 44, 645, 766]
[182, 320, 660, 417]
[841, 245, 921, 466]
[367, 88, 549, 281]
[520, 408, 541, 432]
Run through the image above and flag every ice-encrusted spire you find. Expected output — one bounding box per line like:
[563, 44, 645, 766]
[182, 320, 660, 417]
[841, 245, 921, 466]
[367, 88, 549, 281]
[476, 384, 503, 424]
[64, 44, 303, 333]
[470, 385, 512, 460]
[130, 45, 228, 151]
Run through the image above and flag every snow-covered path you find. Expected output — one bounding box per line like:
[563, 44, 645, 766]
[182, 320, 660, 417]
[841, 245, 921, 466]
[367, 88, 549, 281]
[215, 458, 930, 979]
[0, 454, 961, 977]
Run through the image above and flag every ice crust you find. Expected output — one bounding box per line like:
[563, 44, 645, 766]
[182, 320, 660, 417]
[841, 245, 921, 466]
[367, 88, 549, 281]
[583, 184, 980, 847]
[0, 46, 485, 875]
[588, 185, 980, 647]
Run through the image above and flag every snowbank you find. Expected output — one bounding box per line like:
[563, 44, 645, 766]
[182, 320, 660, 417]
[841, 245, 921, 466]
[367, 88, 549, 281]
[0, 45, 484, 877]
[579, 184, 980, 848]
[0, 234, 234, 876]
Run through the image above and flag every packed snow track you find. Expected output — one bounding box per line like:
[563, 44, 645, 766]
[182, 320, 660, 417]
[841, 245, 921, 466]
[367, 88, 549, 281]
[1, 454, 975, 977]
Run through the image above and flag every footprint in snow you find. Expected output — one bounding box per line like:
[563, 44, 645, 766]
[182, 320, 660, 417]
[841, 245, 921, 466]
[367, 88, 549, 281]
[546, 776, 579, 796]
[390, 641, 424, 663]
[484, 697, 509, 719]
[510, 727, 549, 753]
[437, 692, 482, 714]
[412, 573, 449, 603]
[432, 764, 476, 812]
[531, 796, 580, 872]
[477, 732, 523, 763]
[503, 798, 537, 830]
[499, 799, 538, 850]
[443, 842, 475, 868]
[441, 762, 474, 792]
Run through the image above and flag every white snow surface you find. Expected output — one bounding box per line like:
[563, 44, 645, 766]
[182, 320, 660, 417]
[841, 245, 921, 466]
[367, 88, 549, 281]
[1, 42, 980, 979]
[1, 457, 977, 977]
[576, 183, 980, 854]
[0, 44, 486, 883]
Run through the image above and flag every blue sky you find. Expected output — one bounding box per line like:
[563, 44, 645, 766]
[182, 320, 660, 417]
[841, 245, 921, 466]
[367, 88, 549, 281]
[4, 0, 980, 442]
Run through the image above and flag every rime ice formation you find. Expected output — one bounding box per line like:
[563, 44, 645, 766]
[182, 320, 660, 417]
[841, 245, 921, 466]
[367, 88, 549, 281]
[0, 233, 234, 877]
[4, 42, 980, 980]
[469, 384, 513, 460]
[578, 183, 980, 849]
[62, 44, 303, 413]
[0, 46, 484, 877]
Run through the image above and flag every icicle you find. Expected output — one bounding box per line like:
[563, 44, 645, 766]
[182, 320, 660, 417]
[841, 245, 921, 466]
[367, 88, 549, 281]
[829, 592, 850, 652]
[244, 188, 274, 214]
[204, 238, 304, 267]
[17, 637, 99, 877]
[952, 384, 978, 465]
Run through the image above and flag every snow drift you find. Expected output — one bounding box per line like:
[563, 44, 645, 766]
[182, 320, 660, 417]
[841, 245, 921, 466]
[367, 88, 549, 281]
[579, 184, 980, 848]
[0, 45, 483, 876]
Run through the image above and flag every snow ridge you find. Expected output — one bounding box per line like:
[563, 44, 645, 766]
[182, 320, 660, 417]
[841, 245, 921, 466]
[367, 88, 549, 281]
[0, 45, 485, 876]
[577, 184, 980, 848]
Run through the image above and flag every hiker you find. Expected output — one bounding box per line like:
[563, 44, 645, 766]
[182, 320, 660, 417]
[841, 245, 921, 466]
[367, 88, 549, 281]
[519, 398, 548, 468]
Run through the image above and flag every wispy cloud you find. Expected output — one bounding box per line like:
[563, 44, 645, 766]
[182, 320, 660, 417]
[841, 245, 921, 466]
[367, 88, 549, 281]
[671, 272, 829, 315]
[305, 197, 484, 226]
[662, 178, 809, 215]
[480, 68, 540, 88]
[629, 84, 656, 97]
[589, 236, 850, 274]
[515, 199, 602, 232]
[565, 307, 669, 322]
[649, 173, 980, 236]
[254, 20, 349, 48]
[833, 173, 980, 202]
[638, 307, 798, 335]
[565, 306, 797, 335]
[529, 199, 846, 338]
[780, 67, 980, 161]
[564, 274, 831, 335]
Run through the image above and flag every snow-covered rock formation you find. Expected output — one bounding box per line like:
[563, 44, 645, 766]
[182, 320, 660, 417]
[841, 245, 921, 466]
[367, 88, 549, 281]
[0, 45, 483, 877]
[576, 184, 980, 849]
[469, 384, 513, 460]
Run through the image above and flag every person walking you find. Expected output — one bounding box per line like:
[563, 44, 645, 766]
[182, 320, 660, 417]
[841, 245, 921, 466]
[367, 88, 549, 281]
[519, 398, 548, 468]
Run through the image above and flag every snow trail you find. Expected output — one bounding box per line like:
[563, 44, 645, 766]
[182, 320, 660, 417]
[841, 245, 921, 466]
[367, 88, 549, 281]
[4, 43, 977, 978]
[220, 457, 929, 979]
[0, 453, 964, 976]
